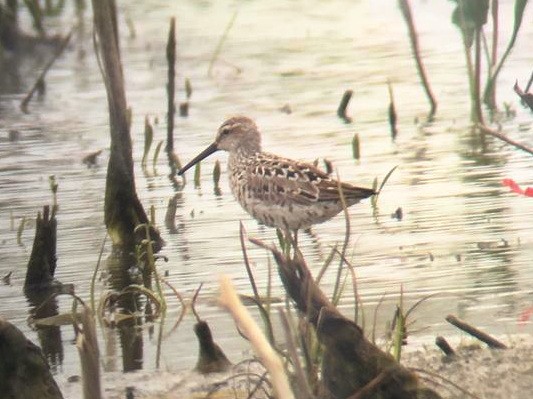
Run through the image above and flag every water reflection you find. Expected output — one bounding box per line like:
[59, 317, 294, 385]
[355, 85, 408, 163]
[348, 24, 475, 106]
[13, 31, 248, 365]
[25, 286, 64, 372]
[105, 249, 149, 372]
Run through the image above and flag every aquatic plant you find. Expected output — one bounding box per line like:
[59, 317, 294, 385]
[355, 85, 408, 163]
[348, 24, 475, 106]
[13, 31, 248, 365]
[141, 116, 153, 168]
[450, 0, 530, 119]
[166, 17, 176, 154]
[398, 0, 438, 119]
[92, 0, 163, 251]
[337, 89, 354, 123]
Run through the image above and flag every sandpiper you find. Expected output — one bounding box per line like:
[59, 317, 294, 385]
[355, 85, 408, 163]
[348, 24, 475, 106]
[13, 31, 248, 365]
[178, 116, 375, 233]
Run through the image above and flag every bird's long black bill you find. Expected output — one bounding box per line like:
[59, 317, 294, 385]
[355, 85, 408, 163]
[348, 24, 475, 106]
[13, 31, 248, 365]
[178, 142, 218, 175]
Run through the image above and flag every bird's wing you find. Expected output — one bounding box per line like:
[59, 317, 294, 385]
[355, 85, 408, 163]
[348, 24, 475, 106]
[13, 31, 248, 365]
[244, 153, 330, 205]
[244, 153, 375, 205]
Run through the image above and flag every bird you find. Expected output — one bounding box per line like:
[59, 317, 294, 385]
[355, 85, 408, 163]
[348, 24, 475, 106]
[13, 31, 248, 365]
[178, 116, 375, 236]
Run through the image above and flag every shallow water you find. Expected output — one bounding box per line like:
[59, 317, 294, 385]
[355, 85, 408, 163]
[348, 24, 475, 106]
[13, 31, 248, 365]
[0, 0, 532, 389]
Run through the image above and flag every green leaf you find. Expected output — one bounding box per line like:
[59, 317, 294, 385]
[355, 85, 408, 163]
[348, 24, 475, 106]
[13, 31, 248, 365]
[451, 0, 489, 47]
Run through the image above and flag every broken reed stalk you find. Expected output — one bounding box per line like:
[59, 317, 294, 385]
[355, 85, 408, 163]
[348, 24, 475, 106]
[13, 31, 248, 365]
[387, 81, 398, 139]
[180, 78, 192, 117]
[352, 133, 360, 160]
[435, 336, 455, 356]
[166, 17, 176, 153]
[337, 89, 353, 123]
[445, 314, 507, 349]
[24, 205, 57, 288]
[256, 243, 441, 399]
[398, 0, 437, 119]
[194, 162, 201, 187]
[142, 116, 153, 168]
[16, 216, 26, 245]
[20, 28, 74, 113]
[92, 0, 162, 250]
[213, 160, 221, 187]
[194, 320, 232, 374]
[218, 275, 295, 399]
[164, 194, 178, 233]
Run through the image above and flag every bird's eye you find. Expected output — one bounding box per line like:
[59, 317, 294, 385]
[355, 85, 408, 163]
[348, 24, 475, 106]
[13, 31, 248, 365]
[221, 128, 230, 136]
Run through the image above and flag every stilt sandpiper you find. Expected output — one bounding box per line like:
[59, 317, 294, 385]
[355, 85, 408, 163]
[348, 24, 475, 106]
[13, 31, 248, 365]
[178, 116, 375, 233]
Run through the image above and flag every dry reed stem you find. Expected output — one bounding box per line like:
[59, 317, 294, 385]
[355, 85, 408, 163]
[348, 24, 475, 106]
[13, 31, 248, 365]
[398, 0, 437, 118]
[75, 305, 102, 399]
[166, 17, 176, 153]
[219, 275, 295, 399]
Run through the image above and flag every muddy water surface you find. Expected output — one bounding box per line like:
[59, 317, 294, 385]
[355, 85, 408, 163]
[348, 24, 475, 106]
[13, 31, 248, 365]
[0, 0, 532, 388]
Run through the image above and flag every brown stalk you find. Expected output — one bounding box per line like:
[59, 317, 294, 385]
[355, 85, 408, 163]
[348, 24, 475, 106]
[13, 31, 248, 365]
[445, 314, 507, 349]
[398, 0, 437, 119]
[166, 17, 176, 154]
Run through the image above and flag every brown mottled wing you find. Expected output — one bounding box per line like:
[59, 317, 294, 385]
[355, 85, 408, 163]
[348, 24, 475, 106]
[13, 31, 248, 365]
[245, 153, 328, 205]
[247, 153, 374, 205]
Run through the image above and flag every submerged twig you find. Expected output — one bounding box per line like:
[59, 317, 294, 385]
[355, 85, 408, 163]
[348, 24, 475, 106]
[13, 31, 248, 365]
[208, 11, 238, 77]
[21, 28, 74, 113]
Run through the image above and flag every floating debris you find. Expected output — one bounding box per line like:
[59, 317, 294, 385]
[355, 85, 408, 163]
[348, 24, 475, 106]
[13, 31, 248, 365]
[391, 207, 403, 220]
[82, 149, 103, 167]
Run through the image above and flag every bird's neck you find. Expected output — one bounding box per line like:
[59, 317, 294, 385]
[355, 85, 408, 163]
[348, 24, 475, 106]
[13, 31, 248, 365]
[233, 145, 261, 158]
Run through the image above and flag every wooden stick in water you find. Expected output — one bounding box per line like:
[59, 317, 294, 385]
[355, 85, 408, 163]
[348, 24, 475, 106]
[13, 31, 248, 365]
[445, 314, 507, 349]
